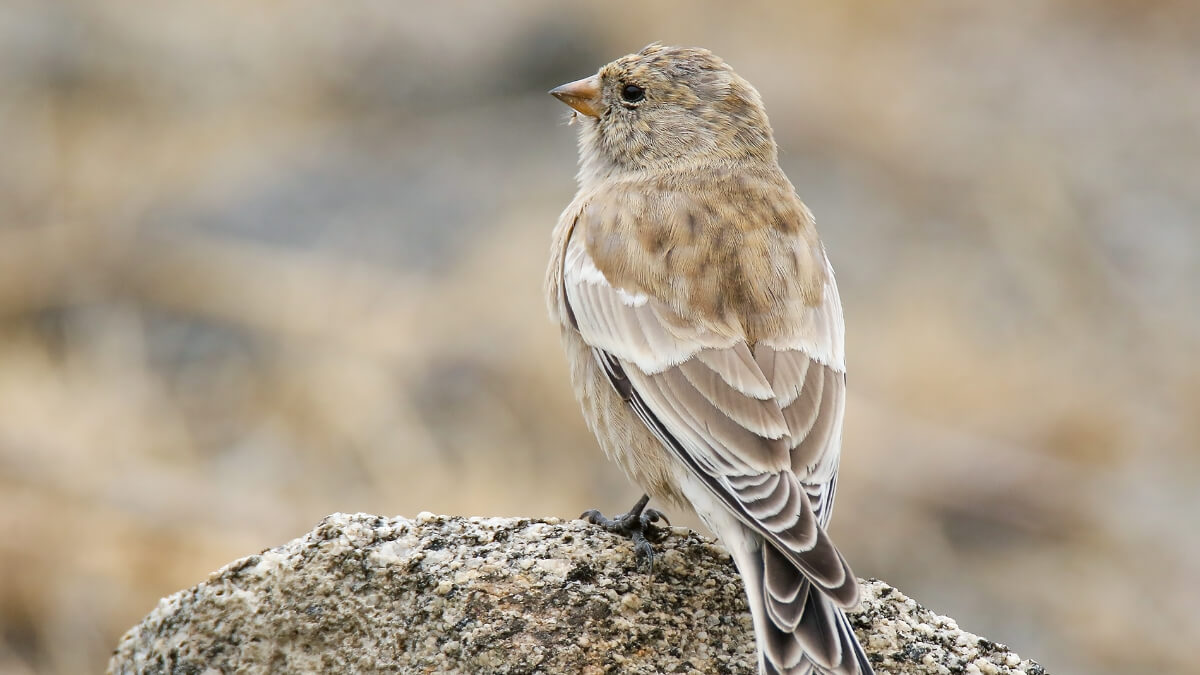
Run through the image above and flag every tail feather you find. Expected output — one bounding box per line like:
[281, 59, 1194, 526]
[757, 543, 874, 675]
[679, 479, 873, 675]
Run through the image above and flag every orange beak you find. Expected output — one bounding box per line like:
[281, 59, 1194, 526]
[549, 76, 603, 118]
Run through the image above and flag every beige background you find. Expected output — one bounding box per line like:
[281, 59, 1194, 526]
[1, 1, 1197, 673]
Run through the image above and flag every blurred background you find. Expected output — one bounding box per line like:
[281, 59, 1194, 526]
[0, 1, 1197, 673]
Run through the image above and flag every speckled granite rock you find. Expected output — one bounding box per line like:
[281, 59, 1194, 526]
[108, 513, 1046, 674]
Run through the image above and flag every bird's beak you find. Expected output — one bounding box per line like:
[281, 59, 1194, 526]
[550, 76, 603, 118]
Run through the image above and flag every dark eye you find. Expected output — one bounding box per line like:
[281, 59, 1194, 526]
[620, 83, 645, 103]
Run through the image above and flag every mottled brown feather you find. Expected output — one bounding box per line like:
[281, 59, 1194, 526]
[583, 171, 827, 345]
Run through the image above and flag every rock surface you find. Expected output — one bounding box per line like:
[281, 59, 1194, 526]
[108, 513, 1046, 674]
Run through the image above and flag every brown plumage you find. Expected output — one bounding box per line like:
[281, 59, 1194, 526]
[546, 44, 873, 674]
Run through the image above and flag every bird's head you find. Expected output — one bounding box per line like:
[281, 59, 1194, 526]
[551, 44, 777, 184]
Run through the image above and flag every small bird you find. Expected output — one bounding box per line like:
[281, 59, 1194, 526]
[545, 45, 873, 675]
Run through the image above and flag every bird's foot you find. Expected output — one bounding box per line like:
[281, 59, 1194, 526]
[580, 494, 670, 573]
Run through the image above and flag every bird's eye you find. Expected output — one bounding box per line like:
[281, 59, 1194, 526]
[620, 84, 645, 103]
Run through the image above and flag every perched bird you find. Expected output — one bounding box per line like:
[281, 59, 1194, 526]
[545, 45, 874, 675]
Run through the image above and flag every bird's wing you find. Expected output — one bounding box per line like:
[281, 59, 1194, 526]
[561, 186, 856, 607]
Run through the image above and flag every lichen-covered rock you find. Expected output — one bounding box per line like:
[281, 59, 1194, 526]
[108, 513, 1046, 674]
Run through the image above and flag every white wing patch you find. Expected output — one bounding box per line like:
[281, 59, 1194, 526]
[563, 234, 737, 374]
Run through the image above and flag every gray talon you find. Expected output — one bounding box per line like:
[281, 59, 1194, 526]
[578, 494, 669, 574]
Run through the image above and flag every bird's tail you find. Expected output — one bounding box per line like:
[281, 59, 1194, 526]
[742, 541, 874, 675]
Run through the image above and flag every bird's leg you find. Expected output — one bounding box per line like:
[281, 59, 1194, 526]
[580, 494, 670, 572]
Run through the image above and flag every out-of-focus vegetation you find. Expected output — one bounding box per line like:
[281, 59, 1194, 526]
[0, 2, 1196, 673]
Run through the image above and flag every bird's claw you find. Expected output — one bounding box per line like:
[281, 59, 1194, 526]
[579, 506, 670, 573]
[643, 508, 670, 527]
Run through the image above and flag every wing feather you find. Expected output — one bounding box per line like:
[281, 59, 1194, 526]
[791, 365, 842, 474]
[695, 344, 776, 399]
[677, 358, 790, 440]
[780, 359, 824, 442]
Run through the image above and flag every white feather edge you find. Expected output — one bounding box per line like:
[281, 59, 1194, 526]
[564, 237, 736, 373]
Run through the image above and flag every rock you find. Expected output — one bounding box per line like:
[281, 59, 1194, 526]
[107, 513, 1046, 674]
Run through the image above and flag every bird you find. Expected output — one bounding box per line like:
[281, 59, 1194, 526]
[544, 44, 874, 675]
